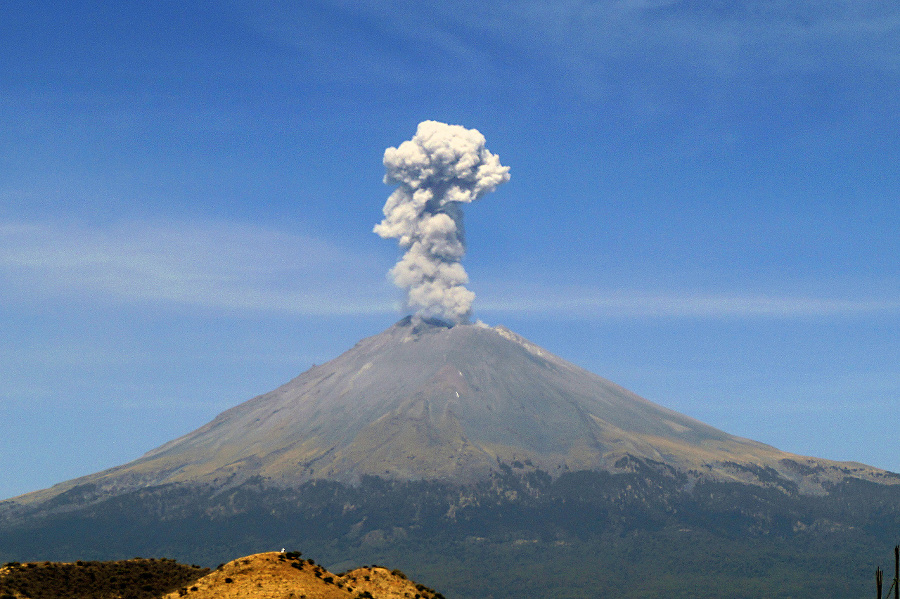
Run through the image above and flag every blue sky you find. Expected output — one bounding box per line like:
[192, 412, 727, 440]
[1, 0, 898, 499]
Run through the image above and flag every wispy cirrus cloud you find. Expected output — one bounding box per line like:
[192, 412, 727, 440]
[287, 0, 900, 118]
[478, 287, 900, 319]
[0, 219, 397, 315]
[3, 219, 896, 321]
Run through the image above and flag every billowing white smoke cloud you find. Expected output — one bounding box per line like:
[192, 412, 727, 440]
[375, 121, 510, 324]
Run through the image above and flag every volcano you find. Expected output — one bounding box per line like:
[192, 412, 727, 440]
[3, 319, 899, 599]
[11, 317, 890, 505]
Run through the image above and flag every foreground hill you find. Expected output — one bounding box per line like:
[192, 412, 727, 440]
[2, 318, 899, 598]
[161, 552, 444, 599]
[0, 552, 441, 599]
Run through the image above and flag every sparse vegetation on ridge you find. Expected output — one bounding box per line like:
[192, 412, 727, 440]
[0, 557, 208, 599]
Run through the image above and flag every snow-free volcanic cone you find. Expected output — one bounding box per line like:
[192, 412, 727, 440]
[374, 121, 510, 324]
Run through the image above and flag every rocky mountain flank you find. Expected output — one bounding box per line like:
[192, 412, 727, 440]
[9, 316, 896, 511]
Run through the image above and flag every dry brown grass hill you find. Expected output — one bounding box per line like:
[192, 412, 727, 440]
[162, 552, 445, 599]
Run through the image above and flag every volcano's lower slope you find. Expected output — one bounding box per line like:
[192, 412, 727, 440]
[3, 318, 900, 599]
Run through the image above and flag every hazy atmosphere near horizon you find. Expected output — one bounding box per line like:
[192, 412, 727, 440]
[1, 0, 898, 500]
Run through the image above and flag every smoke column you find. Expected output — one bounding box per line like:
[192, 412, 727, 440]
[375, 121, 510, 324]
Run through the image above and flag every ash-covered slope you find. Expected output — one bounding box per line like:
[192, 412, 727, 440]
[13, 317, 892, 507]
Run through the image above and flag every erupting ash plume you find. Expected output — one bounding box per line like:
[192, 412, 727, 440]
[374, 121, 510, 324]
